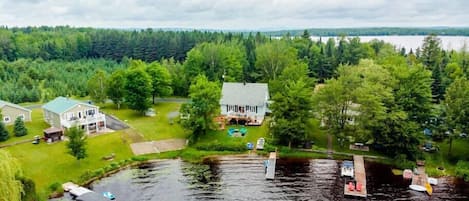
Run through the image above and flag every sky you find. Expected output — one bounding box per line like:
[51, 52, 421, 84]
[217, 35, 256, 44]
[1, 0, 468, 30]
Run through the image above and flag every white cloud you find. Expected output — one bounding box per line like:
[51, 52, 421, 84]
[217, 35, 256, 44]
[0, 0, 467, 29]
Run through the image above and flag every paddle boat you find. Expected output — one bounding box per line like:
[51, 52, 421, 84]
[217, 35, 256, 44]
[256, 138, 265, 150]
[103, 192, 115, 200]
[341, 161, 354, 177]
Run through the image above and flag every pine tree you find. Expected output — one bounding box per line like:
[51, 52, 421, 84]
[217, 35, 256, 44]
[0, 121, 9, 142]
[13, 117, 28, 137]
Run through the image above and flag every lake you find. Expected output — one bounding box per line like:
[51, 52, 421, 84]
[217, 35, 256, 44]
[310, 35, 469, 52]
[57, 155, 469, 201]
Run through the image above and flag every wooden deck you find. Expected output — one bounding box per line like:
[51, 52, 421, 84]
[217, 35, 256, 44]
[344, 155, 367, 198]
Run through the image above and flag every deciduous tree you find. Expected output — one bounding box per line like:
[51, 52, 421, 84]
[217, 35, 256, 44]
[87, 70, 108, 104]
[124, 68, 152, 114]
[107, 69, 126, 109]
[146, 62, 173, 104]
[66, 127, 87, 161]
[180, 75, 221, 142]
[0, 150, 23, 201]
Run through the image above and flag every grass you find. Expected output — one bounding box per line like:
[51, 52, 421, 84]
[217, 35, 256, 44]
[5, 131, 133, 200]
[100, 102, 188, 141]
[195, 121, 270, 147]
[423, 137, 469, 177]
[1, 108, 50, 146]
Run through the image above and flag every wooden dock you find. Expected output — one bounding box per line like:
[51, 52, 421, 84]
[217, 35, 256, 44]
[344, 155, 367, 198]
[265, 152, 276, 180]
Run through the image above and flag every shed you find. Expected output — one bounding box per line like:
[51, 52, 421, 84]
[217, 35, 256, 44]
[44, 127, 64, 142]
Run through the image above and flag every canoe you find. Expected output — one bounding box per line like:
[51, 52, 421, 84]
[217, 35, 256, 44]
[409, 184, 427, 192]
[428, 177, 438, 185]
[425, 182, 433, 195]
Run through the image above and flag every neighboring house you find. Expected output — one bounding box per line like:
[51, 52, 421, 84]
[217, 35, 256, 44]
[0, 100, 32, 125]
[42, 97, 106, 134]
[220, 82, 270, 125]
[320, 101, 361, 127]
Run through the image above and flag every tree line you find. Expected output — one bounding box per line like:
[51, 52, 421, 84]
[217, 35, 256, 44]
[266, 27, 469, 37]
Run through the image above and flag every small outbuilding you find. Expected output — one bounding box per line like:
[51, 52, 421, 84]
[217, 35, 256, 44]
[43, 127, 64, 142]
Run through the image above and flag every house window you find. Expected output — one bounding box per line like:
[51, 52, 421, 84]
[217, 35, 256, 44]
[256, 106, 258, 113]
[3, 116, 10, 123]
[87, 109, 95, 116]
[226, 105, 228, 112]
[78, 112, 82, 119]
[18, 114, 25, 120]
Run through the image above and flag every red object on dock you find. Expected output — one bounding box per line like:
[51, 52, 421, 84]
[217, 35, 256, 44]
[356, 182, 362, 192]
[348, 182, 355, 191]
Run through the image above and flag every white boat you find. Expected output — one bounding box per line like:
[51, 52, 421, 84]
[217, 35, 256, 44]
[341, 161, 354, 177]
[428, 177, 438, 185]
[256, 138, 265, 150]
[409, 184, 427, 192]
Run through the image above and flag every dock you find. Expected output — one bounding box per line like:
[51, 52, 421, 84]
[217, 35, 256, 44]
[265, 152, 276, 180]
[62, 182, 109, 201]
[344, 155, 367, 198]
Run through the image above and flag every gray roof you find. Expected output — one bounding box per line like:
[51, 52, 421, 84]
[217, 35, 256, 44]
[43, 97, 96, 114]
[0, 100, 31, 112]
[220, 82, 269, 106]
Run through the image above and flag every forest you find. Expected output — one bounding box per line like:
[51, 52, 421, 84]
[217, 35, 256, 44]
[266, 27, 469, 36]
[1, 27, 469, 169]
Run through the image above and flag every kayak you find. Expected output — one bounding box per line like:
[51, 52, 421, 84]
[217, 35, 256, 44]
[103, 192, 116, 200]
[425, 182, 433, 195]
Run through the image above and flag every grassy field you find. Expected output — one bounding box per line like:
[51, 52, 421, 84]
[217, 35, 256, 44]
[5, 131, 133, 200]
[100, 102, 189, 141]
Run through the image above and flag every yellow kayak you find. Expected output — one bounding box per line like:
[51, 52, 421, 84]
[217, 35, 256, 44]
[425, 182, 433, 195]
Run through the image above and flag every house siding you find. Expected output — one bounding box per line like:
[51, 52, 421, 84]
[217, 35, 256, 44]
[44, 110, 61, 128]
[1, 105, 31, 125]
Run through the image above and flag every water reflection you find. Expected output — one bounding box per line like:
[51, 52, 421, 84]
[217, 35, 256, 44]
[72, 155, 469, 201]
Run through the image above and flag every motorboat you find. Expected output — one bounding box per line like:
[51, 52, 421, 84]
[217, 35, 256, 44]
[341, 161, 354, 177]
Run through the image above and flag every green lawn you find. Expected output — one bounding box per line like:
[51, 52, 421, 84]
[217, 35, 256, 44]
[1, 108, 50, 147]
[5, 131, 133, 200]
[100, 102, 188, 141]
[196, 121, 270, 146]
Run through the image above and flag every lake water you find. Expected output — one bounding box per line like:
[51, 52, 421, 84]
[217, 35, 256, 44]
[310, 36, 469, 52]
[58, 155, 469, 201]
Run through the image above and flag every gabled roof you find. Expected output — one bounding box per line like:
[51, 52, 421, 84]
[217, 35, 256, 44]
[220, 82, 269, 106]
[42, 97, 96, 114]
[0, 100, 31, 112]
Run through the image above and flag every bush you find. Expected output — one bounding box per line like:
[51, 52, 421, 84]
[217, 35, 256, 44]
[19, 177, 39, 201]
[131, 156, 148, 161]
[48, 182, 61, 192]
[393, 154, 416, 170]
[455, 160, 469, 181]
[194, 141, 245, 152]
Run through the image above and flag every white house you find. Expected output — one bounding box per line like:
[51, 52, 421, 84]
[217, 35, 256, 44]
[0, 100, 32, 125]
[220, 82, 270, 125]
[42, 97, 106, 134]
